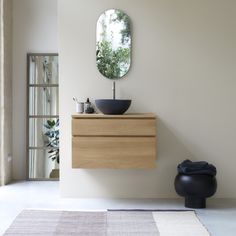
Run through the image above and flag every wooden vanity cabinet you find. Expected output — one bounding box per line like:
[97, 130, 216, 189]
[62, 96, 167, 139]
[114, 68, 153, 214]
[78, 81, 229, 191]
[71, 113, 157, 169]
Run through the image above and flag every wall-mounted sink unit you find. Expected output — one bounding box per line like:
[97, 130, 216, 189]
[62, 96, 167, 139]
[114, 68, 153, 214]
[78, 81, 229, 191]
[72, 113, 157, 169]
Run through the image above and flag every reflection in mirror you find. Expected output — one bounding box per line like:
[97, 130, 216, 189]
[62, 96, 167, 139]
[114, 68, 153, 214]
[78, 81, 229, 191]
[27, 54, 59, 180]
[29, 55, 58, 84]
[29, 87, 59, 116]
[29, 149, 58, 179]
[96, 9, 131, 79]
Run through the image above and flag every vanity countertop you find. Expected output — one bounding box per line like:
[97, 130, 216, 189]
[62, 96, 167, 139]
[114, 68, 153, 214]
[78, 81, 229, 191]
[72, 113, 156, 119]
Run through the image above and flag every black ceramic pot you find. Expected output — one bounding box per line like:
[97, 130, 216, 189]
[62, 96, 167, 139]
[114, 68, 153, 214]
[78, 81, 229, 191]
[174, 174, 217, 208]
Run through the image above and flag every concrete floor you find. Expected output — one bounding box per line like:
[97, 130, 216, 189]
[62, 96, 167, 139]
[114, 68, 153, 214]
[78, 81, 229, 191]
[0, 181, 235, 236]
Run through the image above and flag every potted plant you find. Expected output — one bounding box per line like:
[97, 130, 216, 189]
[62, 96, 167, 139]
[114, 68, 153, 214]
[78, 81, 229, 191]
[44, 118, 59, 178]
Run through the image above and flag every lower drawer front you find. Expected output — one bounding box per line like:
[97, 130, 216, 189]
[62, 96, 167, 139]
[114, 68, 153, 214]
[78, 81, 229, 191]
[72, 137, 156, 169]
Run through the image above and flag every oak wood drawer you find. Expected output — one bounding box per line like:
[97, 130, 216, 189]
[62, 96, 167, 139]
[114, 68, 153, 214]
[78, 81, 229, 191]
[72, 118, 156, 136]
[72, 136, 156, 169]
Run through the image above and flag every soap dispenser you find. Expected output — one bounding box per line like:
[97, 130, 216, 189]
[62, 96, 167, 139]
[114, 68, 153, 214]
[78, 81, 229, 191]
[84, 98, 95, 114]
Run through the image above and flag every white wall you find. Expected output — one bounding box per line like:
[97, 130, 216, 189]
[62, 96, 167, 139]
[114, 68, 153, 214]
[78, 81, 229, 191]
[59, 0, 236, 198]
[12, 0, 58, 179]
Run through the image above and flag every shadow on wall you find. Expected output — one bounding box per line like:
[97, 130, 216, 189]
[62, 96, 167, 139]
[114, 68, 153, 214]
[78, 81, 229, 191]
[79, 118, 195, 198]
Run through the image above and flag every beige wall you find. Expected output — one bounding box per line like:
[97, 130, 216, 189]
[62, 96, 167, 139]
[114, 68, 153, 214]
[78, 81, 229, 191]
[0, 0, 13, 185]
[12, 0, 58, 179]
[59, 0, 236, 198]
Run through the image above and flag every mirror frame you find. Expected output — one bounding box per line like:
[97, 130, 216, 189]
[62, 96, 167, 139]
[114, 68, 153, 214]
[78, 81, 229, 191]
[26, 53, 59, 181]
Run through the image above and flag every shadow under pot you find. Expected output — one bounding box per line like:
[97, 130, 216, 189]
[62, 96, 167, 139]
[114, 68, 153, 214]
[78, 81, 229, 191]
[174, 174, 217, 209]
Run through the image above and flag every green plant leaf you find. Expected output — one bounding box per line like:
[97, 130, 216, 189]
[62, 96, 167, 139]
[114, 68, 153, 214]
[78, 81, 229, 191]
[44, 118, 60, 163]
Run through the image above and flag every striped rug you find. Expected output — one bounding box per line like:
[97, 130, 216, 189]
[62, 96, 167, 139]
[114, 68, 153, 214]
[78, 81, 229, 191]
[4, 210, 210, 236]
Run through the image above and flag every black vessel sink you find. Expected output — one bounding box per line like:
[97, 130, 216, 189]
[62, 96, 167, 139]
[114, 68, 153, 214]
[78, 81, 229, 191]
[95, 99, 131, 115]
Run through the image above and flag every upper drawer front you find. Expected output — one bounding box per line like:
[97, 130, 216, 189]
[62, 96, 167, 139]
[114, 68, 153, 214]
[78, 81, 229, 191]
[72, 118, 156, 136]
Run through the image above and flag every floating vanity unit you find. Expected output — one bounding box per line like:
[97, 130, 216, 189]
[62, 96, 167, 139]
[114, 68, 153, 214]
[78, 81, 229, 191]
[72, 113, 157, 169]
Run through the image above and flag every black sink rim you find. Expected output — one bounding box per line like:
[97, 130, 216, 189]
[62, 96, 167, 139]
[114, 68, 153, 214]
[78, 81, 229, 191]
[95, 99, 131, 102]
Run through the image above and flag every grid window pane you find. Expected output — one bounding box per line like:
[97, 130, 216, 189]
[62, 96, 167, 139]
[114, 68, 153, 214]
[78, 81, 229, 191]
[29, 87, 59, 116]
[29, 149, 59, 179]
[29, 55, 58, 84]
[29, 118, 59, 148]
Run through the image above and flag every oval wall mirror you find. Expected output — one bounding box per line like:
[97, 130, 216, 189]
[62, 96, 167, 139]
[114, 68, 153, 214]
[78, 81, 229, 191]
[96, 9, 131, 79]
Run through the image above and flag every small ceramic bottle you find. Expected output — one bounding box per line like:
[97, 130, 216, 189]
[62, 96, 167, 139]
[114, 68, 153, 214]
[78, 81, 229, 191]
[84, 98, 91, 111]
[84, 98, 95, 114]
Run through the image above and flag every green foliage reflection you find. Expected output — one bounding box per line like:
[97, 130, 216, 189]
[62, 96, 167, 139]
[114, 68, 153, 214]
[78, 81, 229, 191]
[96, 9, 131, 79]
